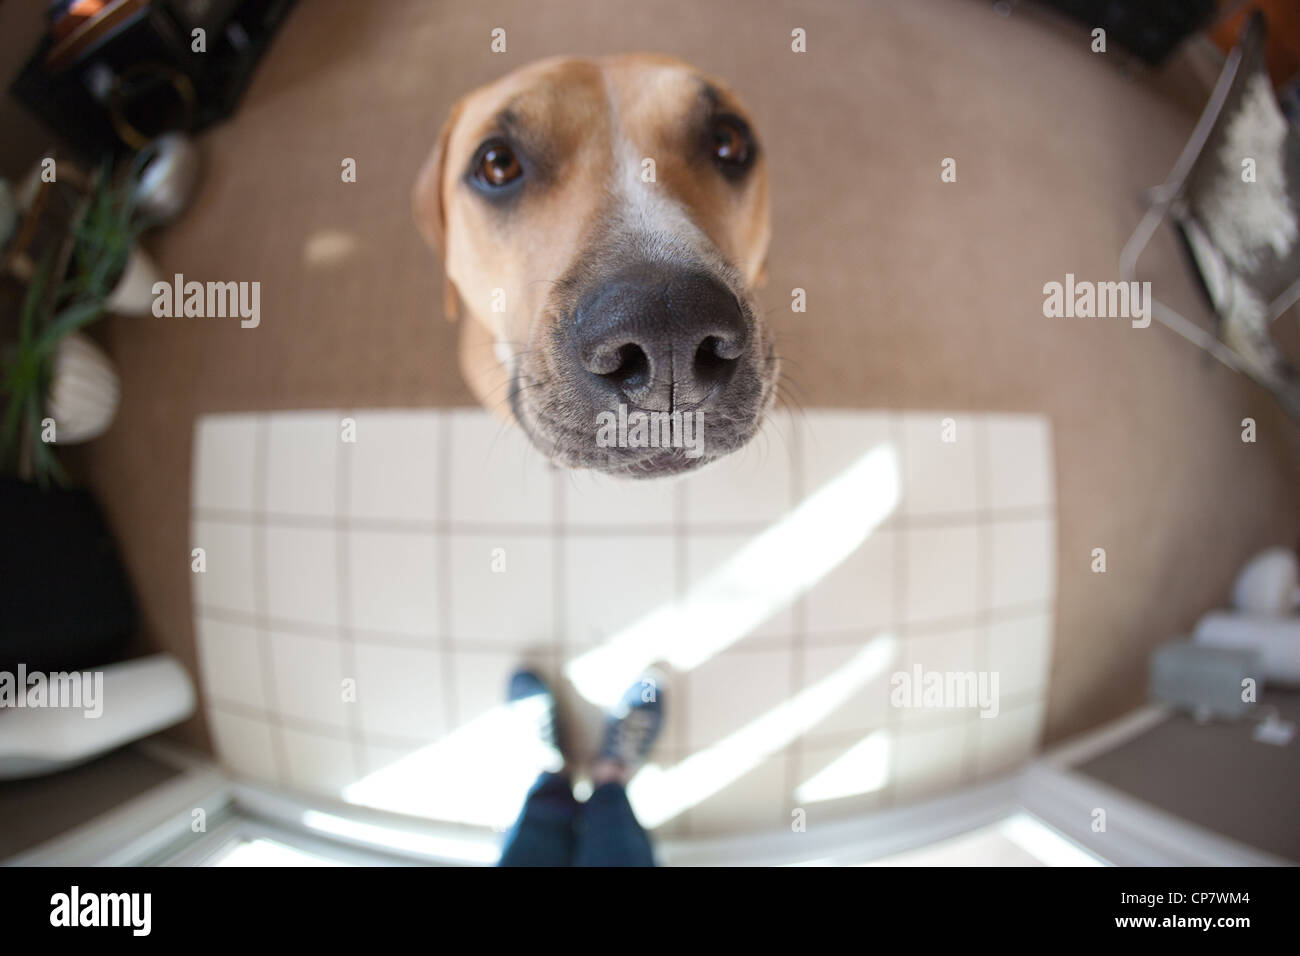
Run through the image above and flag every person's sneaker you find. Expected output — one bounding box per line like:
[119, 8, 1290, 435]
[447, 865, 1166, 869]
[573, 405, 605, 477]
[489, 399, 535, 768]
[598, 671, 665, 773]
[506, 668, 566, 772]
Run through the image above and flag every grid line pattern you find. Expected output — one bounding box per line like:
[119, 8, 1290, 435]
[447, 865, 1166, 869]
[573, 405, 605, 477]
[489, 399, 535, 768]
[192, 407, 1057, 836]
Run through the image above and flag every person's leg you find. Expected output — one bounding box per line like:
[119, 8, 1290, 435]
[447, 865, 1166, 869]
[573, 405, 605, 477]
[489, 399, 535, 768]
[573, 670, 665, 867]
[496, 668, 576, 867]
[573, 780, 655, 867]
[498, 770, 579, 867]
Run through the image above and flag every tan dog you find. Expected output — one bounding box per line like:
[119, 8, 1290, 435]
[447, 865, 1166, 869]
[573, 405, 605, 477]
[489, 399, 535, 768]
[414, 54, 776, 478]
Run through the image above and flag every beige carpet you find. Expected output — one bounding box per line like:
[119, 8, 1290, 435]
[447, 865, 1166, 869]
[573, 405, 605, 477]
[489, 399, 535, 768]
[67, 0, 1300, 758]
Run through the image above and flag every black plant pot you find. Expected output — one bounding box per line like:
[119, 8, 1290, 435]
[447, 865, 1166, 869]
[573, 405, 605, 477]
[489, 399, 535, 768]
[0, 477, 136, 675]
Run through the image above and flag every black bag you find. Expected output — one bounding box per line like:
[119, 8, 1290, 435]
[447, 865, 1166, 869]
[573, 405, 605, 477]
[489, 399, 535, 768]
[0, 478, 136, 675]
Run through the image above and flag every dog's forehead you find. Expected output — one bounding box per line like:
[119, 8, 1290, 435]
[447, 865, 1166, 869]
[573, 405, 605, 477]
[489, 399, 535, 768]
[601, 57, 716, 125]
[451, 56, 737, 157]
[601, 55, 752, 128]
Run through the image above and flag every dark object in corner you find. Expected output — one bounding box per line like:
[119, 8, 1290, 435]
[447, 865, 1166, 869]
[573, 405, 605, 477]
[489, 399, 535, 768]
[0, 477, 136, 675]
[1036, 0, 1217, 65]
[9, 0, 296, 159]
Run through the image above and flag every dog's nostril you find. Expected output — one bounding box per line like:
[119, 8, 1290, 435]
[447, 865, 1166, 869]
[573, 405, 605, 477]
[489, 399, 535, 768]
[596, 343, 651, 391]
[693, 335, 741, 386]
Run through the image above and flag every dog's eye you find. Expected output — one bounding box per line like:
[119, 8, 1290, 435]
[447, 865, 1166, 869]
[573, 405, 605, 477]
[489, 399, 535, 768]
[709, 115, 754, 172]
[474, 140, 523, 188]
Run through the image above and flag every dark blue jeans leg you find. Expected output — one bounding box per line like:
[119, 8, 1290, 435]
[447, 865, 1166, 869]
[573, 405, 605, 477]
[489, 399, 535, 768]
[498, 771, 578, 867]
[573, 781, 656, 867]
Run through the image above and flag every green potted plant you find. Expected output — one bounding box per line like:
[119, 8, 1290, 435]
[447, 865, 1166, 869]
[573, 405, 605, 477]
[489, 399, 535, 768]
[1, 161, 143, 486]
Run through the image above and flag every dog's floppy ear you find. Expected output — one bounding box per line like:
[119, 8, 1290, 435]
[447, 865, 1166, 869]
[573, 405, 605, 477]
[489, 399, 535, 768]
[413, 99, 465, 320]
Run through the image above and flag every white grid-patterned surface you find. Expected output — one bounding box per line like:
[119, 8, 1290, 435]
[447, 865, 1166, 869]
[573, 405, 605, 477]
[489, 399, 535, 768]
[192, 408, 1055, 837]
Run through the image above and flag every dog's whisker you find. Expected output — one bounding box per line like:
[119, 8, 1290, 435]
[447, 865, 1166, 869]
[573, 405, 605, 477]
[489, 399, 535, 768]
[775, 369, 810, 400]
[486, 377, 546, 416]
[776, 383, 809, 409]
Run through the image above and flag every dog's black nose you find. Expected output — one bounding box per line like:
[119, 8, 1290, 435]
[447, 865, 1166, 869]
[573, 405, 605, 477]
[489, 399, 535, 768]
[570, 263, 750, 410]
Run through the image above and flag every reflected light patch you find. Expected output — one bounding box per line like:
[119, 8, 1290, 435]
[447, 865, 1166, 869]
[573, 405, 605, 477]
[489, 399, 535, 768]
[343, 702, 562, 829]
[302, 810, 499, 865]
[794, 730, 891, 804]
[999, 812, 1104, 867]
[303, 229, 358, 267]
[212, 837, 343, 867]
[628, 635, 897, 828]
[567, 443, 900, 707]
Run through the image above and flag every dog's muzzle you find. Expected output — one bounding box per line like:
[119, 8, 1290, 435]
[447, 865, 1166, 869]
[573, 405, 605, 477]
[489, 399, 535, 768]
[568, 262, 750, 413]
[514, 260, 774, 478]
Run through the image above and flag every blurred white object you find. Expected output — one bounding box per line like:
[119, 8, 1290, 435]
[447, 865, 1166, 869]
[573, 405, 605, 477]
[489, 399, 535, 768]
[1193, 611, 1300, 684]
[45, 332, 120, 443]
[1148, 639, 1258, 719]
[0, 654, 195, 780]
[132, 133, 202, 225]
[1253, 714, 1296, 746]
[1231, 546, 1300, 614]
[104, 245, 163, 316]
